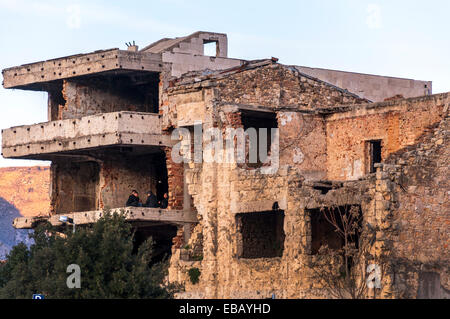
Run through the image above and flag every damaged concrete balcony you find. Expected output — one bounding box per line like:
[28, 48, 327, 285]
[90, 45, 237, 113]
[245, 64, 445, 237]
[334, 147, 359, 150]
[1, 49, 163, 90]
[12, 207, 198, 230]
[14, 207, 197, 263]
[1, 111, 173, 159]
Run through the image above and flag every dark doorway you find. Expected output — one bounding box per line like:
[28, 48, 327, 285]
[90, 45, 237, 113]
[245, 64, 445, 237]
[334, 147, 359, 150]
[154, 152, 169, 203]
[133, 224, 178, 264]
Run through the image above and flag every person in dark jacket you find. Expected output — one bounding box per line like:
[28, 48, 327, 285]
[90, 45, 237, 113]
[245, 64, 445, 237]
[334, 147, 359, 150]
[126, 190, 141, 207]
[144, 190, 158, 208]
[159, 193, 168, 209]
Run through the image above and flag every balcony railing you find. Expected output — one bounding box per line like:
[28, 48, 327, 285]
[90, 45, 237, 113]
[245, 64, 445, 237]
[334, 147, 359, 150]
[13, 207, 198, 229]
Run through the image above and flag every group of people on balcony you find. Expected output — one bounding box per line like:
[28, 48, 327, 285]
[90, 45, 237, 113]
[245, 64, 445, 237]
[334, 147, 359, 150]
[126, 190, 168, 209]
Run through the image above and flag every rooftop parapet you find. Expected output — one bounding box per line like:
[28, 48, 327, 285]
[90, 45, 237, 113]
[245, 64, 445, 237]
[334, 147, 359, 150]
[1, 111, 173, 159]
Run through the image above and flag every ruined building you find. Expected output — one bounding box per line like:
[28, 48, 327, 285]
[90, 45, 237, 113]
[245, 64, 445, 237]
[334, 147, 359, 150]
[1, 32, 448, 298]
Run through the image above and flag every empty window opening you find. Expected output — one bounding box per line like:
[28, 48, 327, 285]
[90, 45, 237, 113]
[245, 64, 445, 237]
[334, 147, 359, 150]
[308, 205, 362, 255]
[313, 182, 333, 195]
[368, 140, 382, 173]
[53, 160, 100, 214]
[177, 124, 202, 163]
[48, 83, 66, 121]
[64, 72, 160, 118]
[133, 224, 178, 265]
[203, 40, 218, 57]
[236, 210, 285, 259]
[241, 110, 278, 167]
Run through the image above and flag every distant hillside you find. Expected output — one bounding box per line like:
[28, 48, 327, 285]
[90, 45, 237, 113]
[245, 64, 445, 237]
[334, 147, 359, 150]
[0, 166, 50, 259]
[0, 198, 33, 259]
[0, 166, 50, 217]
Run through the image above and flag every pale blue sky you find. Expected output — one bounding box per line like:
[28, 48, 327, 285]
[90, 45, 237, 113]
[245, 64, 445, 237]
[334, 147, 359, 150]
[0, 0, 449, 166]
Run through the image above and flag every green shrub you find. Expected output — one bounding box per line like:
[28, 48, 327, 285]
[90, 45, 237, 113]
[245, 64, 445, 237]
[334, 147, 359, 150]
[0, 211, 178, 299]
[188, 267, 201, 285]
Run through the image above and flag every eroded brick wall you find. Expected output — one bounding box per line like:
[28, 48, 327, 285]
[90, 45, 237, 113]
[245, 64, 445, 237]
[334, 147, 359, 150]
[326, 93, 449, 180]
[164, 147, 184, 210]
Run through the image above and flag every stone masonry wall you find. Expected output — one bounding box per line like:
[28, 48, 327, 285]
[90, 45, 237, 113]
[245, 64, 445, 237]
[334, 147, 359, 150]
[375, 109, 449, 298]
[278, 112, 327, 180]
[164, 63, 448, 299]
[164, 64, 369, 298]
[214, 63, 368, 110]
[171, 164, 377, 298]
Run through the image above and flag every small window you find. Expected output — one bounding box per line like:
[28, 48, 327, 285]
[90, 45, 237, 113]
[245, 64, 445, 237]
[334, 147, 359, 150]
[203, 40, 218, 57]
[241, 110, 278, 167]
[236, 210, 285, 259]
[368, 140, 382, 173]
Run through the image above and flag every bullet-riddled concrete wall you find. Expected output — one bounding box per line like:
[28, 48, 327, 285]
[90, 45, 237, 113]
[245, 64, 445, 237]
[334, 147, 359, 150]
[60, 79, 158, 120]
[98, 153, 167, 210]
[162, 52, 243, 78]
[51, 160, 99, 214]
[1, 111, 167, 159]
[50, 152, 169, 214]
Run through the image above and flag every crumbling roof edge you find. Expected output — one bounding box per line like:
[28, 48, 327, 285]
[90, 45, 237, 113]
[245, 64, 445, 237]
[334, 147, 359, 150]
[140, 31, 227, 53]
[167, 58, 275, 89]
[139, 37, 187, 53]
[167, 59, 371, 104]
[322, 91, 450, 116]
[139, 37, 173, 51]
[286, 65, 370, 102]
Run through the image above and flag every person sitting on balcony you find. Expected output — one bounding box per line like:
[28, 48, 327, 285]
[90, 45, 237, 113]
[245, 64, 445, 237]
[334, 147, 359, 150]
[159, 193, 168, 209]
[144, 190, 158, 208]
[126, 190, 141, 207]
